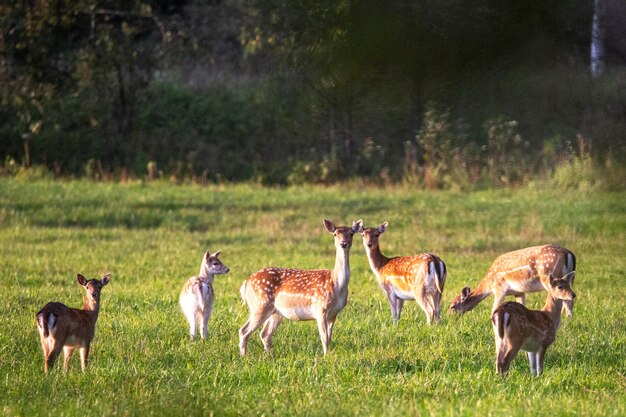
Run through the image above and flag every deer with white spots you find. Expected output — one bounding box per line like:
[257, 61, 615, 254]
[238, 219, 363, 356]
[179, 250, 229, 339]
[492, 272, 576, 377]
[35, 273, 110, 373]
[449, 244, 576, 316]
[360, 222, 446, 325]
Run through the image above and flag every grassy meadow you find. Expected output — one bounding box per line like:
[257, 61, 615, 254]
[0, 178, 624, 416]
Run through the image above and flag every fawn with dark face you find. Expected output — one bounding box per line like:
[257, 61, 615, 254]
[492, 272, 576, 377]
[449, 245, 576, 317]
[360, 222, 446, 325]
[35, 273, 110, 373]
[239, 219, 363, 356]
[179, 250, 229, 339]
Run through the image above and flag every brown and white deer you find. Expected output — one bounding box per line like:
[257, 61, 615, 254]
[492, 272, 576, 377]
[35, 273, 110, 373]
[238, 219, 363, 356]
[360, 222, 446, 325]
[179, 249, 229, 339]
[449, 244, 576, 317]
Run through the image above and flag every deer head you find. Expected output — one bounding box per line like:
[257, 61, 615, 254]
[360, 222, 389, 249]
[548, 272, 576, 301]
[324, 219, 363, 250]
[200, 250, 230, 276]
[448, 286, 471, 314]
[77, 273, 110, 305]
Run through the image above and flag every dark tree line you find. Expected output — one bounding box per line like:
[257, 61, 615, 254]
[1, 0, 625, 185]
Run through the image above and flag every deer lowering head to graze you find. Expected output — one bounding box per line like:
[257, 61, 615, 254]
[239, 219, 363, 356]
[35, 273, 110, 373]
[179, 249, 229, 339]
[449, 244, 576, 317]
[360, 222, 446, 325]
[492, 272, 576, 377]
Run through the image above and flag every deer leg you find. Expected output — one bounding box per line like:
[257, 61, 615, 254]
[415, 288, 435, 325]
[315, 313, 330, 355]
[259, 313, 283, 353]
[79, 344, 90, 371]
[327, 315, 337, 345]
[183, 307, 196, 339]
[200, 299, 214, 340]
[239, 307, 274, 356]
[536, 346, 547, 376]
[497, 344, 521, 378]
[429, 292, 441, 323]
[515, 293, 526, 305]
[524, 352, 537, 376]
[385, 289, 399, 324]
[491, 291, 506, 315]
[44, 340, 64, 374]
[63, 346, 75, 371]
[395, 299, 405, 323]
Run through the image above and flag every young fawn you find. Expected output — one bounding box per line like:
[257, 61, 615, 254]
[492, 272, 576, 377]
[239, 219, 363, 356]
[360, 222, 446, 325]
[179, 250, 229, 339]
[35, 273, 110, 373]
[449, 244, 576, 316]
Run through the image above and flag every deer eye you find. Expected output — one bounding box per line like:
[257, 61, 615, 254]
[557, 285, 563, 290]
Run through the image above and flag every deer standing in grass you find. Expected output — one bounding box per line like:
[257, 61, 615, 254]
[492, 272, 576, 377]
[239, 219, 363, 356]
[449, 245, 576, 317]
[179, 250, 229, 339]
[35, 273, 110, 373]
[360, 222, 446, 325]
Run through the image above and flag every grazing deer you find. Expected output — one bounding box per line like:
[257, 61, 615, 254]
[179, 250, 229, 339]
[449, 244, 576, 316]
[35, 273, 110, 373]
[239, 219, 363, 356]
[492, 272, 576, 377]
[360, 222, 446, 325]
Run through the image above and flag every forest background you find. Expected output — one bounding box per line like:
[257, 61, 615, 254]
[1, 0, 625, 189]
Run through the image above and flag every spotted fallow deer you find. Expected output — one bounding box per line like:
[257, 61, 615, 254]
[238, 219, 363, 356]
[492, 272, 576, 377]
[360, 222, 446, 325]
[179, 250, 229, 339]
[35, 273, 110, 373]
[449, 244, 576, 317]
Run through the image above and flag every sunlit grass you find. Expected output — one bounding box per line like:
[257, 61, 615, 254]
[0, 179, 624, 416]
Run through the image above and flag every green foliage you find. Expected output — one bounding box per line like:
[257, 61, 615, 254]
[0, 180, 624, 416]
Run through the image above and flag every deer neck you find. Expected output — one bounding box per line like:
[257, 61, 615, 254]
[83, 296, 101, 322]
[365, 244, 389, 276]
[199, 264, 215, 285]
[332, 246, 351, 288]
[460, 278, 492, 312]
[542, 294, 564, 330]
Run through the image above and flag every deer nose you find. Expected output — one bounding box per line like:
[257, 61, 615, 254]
[572, 292, 577, 299]
[340, 242, 349, 248]
[367, 243, 373, 248]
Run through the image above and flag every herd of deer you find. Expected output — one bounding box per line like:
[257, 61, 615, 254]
[35, 219, 577, 379]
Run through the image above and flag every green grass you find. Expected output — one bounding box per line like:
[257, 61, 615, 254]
[0, 178, 624, 416]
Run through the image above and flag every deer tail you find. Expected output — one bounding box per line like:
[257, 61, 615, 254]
[493, 309, 510, 340]
[36, 309, 50, 338]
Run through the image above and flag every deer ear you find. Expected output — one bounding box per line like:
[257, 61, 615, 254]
[548, 273, 557, 286]
[101, 274, 111, 285]
[323, 219, 336, 233]
[461, 286, 471, 299]
[352, 219, 364, 233]
[77, 274, 87, 286]
[204, 250, 212, 261]
[213, 250, 222, 258]
[563, 271, 575, 284]
[378, 222, 389, 234]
